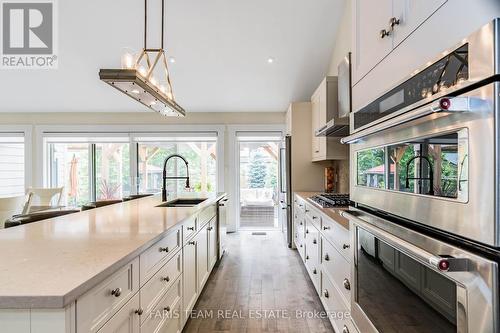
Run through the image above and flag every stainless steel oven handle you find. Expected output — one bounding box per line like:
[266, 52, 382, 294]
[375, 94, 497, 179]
[344, 211, 469, 273]
[342, 96, 487, 144]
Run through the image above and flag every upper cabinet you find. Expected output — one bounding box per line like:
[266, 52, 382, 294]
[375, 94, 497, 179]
[353, 0, 447, 84]
[352, 0, 393, 84]
[392, 0, 448, 46]
[310, 77, 348, 162]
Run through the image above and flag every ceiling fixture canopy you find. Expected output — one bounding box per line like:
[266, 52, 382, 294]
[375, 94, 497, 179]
[99, 0, 185, 116]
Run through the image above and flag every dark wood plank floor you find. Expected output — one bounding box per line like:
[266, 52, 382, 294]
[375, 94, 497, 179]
[183, 231, 334, 333]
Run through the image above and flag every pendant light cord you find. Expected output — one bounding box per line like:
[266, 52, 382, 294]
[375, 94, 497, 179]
[161, 0, 165, 49]
[144, 0, 147, 49]
[143, 0, 165, 50]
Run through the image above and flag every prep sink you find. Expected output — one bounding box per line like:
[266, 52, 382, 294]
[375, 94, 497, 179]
[156, 198, 208, 207]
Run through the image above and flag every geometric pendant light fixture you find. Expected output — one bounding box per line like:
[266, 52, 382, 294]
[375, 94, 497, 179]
[99, 0, 185, 116]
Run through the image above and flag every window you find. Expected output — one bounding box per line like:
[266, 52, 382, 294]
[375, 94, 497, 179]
[44, 132, 218, 207]
[0, 135, 25, 197]
[137, 139, 217, 196]
[96, 143, 130, 200]
[48, 142, 91, 206]
[46, 136, 130, 206]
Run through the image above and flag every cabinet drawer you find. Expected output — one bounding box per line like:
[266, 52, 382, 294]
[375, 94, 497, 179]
[183, 215, 198, 242]
[198, 204, 216, 227]
[305, 205, 322, 230]
[140, 225, 182, 286]
[320, 271, 349, 333]
[140, 276, 182, 333]
[321, 216, 351, 262]
[96, 293, 140, 333]
[77, 257, 140, 333]
[140, 251, 182, 323]
[321, 237, 351, 307]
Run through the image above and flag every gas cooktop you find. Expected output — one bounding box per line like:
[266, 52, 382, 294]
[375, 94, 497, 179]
[309, 193, 350, 208]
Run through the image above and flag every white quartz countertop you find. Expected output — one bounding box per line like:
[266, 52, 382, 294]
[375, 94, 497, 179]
[0, 192, 226, 309]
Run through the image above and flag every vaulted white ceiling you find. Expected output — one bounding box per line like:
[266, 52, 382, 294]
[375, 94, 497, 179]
[0, 0, 345, 113]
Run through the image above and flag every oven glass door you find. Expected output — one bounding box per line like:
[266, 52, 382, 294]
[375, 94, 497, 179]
[356, 228, 458, 332]
[356, 129, 468, 201]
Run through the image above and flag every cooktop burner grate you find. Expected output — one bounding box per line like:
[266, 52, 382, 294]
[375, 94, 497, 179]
[309, 193, 350, 208]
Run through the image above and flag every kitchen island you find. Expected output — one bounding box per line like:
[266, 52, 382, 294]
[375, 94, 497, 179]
[0, 192, 227, 333]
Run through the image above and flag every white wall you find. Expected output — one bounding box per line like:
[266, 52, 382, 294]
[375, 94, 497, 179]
[327, 0, 352, 76]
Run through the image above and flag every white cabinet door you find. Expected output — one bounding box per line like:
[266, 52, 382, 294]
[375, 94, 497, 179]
[97, 294, 140, 333]
[392, 0, 447, 46]
[353, 0, 393, 83]
[208, 218, 217, 270]
[183, 240, 197, 318]
[196, 224, 209, 290]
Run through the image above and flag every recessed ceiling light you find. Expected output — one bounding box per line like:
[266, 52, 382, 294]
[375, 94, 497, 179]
[267, 57, 275, 64]
[168, 57, 176, 63]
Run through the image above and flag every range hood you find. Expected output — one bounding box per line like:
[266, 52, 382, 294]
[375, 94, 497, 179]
[315, 53, 352, 137]
[315, 118, 350, 137]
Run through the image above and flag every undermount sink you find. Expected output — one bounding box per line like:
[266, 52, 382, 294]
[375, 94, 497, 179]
[156, 198, 208, 208]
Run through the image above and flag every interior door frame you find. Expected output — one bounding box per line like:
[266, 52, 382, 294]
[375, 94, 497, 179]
[227, 125, 285, 232]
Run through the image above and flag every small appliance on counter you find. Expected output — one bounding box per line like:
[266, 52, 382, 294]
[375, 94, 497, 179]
[309, 193, 350, 208]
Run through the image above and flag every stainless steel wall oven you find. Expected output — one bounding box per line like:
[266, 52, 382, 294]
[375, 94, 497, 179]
[341, 19, 500, 333]
[343, 19, 500, 247]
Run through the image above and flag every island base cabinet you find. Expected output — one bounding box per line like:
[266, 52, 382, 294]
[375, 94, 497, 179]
[196, 224, 209, 291]
[96, 293, 140, 333]
[208, 218, 217, 270]
[183, 240, 198, 324]
[140, 276, 182, 333]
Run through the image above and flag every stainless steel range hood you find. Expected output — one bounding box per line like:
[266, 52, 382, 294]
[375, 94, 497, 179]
[315, 53, 351, 137]
[315, 118, 350, 137]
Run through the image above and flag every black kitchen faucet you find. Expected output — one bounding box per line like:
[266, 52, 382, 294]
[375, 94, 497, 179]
[162, 154, 190, 202]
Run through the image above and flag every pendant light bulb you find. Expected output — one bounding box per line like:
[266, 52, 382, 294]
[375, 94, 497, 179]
[121, 52, 135, 69]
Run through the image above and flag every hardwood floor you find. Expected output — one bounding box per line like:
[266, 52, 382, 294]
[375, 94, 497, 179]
[183, 231, 334, 333]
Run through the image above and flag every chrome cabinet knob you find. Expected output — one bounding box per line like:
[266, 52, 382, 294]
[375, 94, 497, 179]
[342, 325, 350, 333]
[324, 254, 330, 261]
[159, 246, 169, 253]
[135, 308, 144, 316]
[343, 244, 350, 250]
[162, 276, 170, 282]
[380, 29, 390, 38]
[187, 226, 195, 231]
[110, 287, 122, 297]
[343, 278, 351, 290]
[323, 289, 329, 298]
[389, 17, 400, 28]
